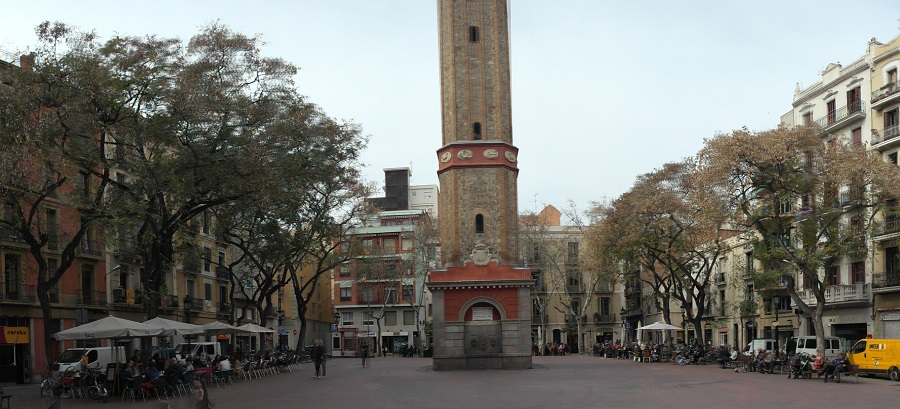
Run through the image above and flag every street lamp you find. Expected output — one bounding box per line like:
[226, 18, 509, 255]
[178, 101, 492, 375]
[620, 306, 626, 344]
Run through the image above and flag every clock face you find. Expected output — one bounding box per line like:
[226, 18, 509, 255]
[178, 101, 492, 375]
[440, 151, 452, 163]
[505, 151, 517, 163]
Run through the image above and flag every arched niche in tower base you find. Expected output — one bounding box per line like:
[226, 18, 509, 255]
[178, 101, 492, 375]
[460, 298, 505, 355]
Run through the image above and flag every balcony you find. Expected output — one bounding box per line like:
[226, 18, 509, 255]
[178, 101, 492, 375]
[872, 125, 900, 151]
[217, 302, 232, 317]
[874, 217, 900, 240]
[76, 289, 107, 307]
[593, 313, 616, 323]
[873, 271, 900, 290]
[594, 282, 614, 293]
[160, 294, 179, 311]
[814, 101, 865, 133]
[796, 283, 871, 307]
[715, 273, 726, 285]
[215, 266, 230, 281]
[0, 227, 26, 247]
[0, 283, 36, 303]
[871, 81, 900, 109]
[532, 313, 548, 325]
[77, 240, 104, 258]
[565, 315, 586, 324]
[183, 296, 204, 312]
[565, 284, 584, 293]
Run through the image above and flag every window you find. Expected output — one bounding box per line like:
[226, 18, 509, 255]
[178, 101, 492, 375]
[402, 285, 413, 301]
[401, 238, 413, 251]
[78, 171, 90, 198]
[362, 286, 373, 303]
[384, 287, 397, 304]
[341, 311, 353, 326]
[826, 100, 836, 125]
[600, 297, 610, 316]
[827, 265, 840, 286]
[204, 282, 212, 301]
[889, 152, 898, 166]
[340, 287, 351, 302]
[847, 87, 861, 113]
[889, 68, 898, 85]
[202, 211, 211, 234]
[4, 254, 21, 299]
[363, 311, 374, 326]
[203, 247, 212, 272]
[473, 122, 482, 140]
[778, 199, 792, 215]
[851, 128, 862, 147]
[219, 285, 227, 305]
[851, 261, 865, 284]
[385, 311, 397, 326]
[468, 26, 479, 43]
[218, 251, 226, 269]
[186, 279, 195, 298]
[567, 242, 579, 264]
[475, 214, 484, 234]
[885, 108, 899, 133]
[339, 263, 351, 278]
[45, 208, 58, 250]
[802, 112, 812, 125]
[403, 310, 415, 325]
[383, 238, 397, 252]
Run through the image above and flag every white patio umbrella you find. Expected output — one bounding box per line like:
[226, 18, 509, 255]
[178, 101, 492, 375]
[235, 323, 275, 333]
[54, 316, 165, 340]
[201, 321, 245, 336]
[638, 321, 682, 331]
[143, 317, 204, 335]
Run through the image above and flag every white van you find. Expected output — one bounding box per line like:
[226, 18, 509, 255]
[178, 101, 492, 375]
[744, 339, 778, 353]
[794, 336, 843, 360]
[174, 342, 222, 359]
[57, 346, 126, 373]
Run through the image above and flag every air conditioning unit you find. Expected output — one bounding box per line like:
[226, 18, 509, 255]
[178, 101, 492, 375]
[113, 288, 126, 303]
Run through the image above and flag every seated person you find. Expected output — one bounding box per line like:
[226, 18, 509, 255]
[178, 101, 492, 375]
[812, 353, 825, 376]
[144, 359, 168, 392]
[164, 358, 186, 384]
[821, 353, 849, 383]
[217, 355, 231, 371]
[191, 355, 206, 369]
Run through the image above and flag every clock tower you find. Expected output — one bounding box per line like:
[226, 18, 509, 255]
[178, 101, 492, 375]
[429, 0, 532, 371]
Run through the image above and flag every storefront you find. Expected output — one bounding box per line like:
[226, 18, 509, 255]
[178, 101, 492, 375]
[0, 325, 30, 384]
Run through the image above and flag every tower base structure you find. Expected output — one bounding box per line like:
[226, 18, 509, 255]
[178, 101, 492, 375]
[428, 256, 533, 370]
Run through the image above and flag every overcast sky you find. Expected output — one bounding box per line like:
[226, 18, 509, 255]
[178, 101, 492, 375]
[2, 1, 899, 213]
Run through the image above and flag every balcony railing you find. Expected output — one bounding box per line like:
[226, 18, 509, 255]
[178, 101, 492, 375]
[77, 240, 103, 257]
[0, 228, 26, 245]
[593, 313, 616, 323]
[218, 302, 231, 316]
[872, 124, 900, 147]
[76, 290, 107, 306]
[875, 217, 900, 237]
[594, 282, 614, 293]
[216, 266, 230, 280]
[715, 273, 726, 284]
[872, 81, 900, 105]
[183, 296, 204, 311]
[873, 271, 900, 289]
[565, 284, 584, 293]
[814, 101, 865, 129]
[532, 313, 548, 325]
[0, 283, 36, 303]
[796, 282, 871, 306]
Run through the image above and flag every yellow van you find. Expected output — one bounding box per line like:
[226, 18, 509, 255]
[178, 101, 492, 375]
[847, 339, 900, 380]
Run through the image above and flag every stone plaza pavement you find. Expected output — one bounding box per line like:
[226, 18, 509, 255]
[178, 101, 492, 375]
[5, 354, 899, 409]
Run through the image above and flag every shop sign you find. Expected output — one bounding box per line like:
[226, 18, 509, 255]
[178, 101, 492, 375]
[0, 327, 29, 344]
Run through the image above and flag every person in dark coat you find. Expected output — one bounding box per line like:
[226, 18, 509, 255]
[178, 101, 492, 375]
[311, 339, 327, 379]
[786, 337, 797, 358]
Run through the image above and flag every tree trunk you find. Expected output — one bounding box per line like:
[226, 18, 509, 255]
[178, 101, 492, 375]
[576, 320, 584, 354]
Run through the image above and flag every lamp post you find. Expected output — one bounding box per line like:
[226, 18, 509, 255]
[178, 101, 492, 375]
[620, 306, 627, 344]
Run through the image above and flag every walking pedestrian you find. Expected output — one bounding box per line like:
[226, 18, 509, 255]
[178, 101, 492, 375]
[360, 340, 370, 368]
[312, 339, 327, 379]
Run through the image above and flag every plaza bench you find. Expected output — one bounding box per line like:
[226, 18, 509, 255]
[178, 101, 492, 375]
[0, 393, 11, 409]
[733, 355, 753, 371]
[838, 364, 860, 384]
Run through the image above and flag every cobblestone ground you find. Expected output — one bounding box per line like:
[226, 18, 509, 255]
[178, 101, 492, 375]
[5, 355, 898, 409]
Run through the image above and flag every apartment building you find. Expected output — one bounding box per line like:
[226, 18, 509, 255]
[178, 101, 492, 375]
[868, 35, 900, 337]
[331, 168, 436, 356]
[522, 205, 620, 352]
